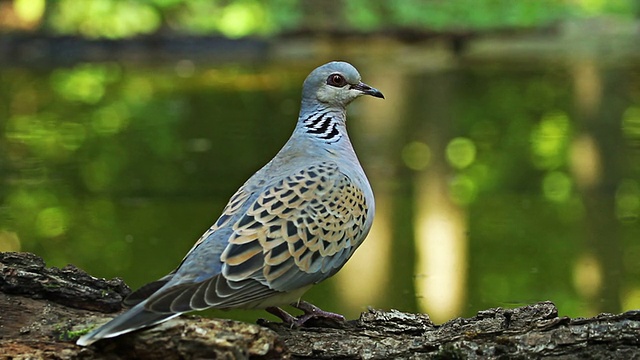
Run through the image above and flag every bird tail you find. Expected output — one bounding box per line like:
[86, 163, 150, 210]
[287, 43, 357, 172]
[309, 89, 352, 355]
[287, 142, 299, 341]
[76, 302, 180, 346]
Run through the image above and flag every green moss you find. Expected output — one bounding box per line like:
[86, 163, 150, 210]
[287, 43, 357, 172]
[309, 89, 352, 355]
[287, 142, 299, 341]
[54, 324, 94, 341]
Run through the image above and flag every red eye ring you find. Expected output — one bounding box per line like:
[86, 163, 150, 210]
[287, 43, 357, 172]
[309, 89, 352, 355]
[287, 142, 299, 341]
[327, 74, 347, 87]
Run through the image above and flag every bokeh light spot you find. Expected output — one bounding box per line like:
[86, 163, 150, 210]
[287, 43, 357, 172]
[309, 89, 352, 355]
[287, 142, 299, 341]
[446, 137, 476, 169]
[0, 230, 21, 252]
[615, 179, 640, 222]
[92, 102, 130, 135]
[14, 0, 45, 23]
[36, 207, 69, 238]
[622, 106, 640, 139]
[401, 141, 431, 171]
[219, 2, 268, 38]
[572, 252, 602, 299]
[531, 111, 571, 169]
[449, 174, 478, 205]
[622, 287, 640, 311]
[542, 171, 572, 203]
[51, 64, 108, 104]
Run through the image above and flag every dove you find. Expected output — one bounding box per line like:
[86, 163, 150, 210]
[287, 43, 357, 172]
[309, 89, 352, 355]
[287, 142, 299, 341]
[77, 61, 383, 346]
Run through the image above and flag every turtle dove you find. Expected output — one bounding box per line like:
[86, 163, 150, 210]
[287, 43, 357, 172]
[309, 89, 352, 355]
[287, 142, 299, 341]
[77, 61, 384, 346]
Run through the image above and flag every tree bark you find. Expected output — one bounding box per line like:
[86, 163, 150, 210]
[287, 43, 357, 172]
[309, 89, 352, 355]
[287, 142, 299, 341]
[1, 252, 638, 359]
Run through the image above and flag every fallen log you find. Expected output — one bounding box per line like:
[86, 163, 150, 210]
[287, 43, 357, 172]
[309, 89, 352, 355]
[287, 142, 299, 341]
[1, 252, 638, 359]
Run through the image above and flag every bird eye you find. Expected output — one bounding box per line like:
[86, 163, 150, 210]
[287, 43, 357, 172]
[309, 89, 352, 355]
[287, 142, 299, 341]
[327, 74, 347, 87]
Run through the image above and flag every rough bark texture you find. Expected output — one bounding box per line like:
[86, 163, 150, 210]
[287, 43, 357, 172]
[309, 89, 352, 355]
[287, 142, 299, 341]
[1, 252, 638, 359]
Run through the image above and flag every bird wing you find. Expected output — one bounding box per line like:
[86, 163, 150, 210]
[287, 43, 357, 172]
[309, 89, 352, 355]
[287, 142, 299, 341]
[142, 161, 370, 313]
[222, 161, 370, 290]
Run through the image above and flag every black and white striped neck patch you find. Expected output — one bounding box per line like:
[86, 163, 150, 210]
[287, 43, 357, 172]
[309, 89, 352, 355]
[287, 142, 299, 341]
[303, 111, 342, 143]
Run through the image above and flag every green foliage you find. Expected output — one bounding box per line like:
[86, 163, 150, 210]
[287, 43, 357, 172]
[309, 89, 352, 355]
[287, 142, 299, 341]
[348, 0, 574, 30]
[31, 0, 640, 39]
[48, 0, 162, 38]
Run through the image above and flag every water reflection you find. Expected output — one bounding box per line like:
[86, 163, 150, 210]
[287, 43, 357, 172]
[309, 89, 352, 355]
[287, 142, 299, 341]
[1, 58, 639, 324]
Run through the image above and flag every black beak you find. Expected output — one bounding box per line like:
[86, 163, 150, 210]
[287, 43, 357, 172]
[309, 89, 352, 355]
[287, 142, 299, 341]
[351, 82, 385, 99]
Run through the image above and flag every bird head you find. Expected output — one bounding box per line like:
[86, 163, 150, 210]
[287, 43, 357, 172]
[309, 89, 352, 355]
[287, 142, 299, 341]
[302, 61, 384, 108]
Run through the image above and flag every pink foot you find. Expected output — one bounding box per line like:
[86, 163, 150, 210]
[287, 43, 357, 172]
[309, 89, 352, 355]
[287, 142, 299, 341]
[266, 300, 345, 327]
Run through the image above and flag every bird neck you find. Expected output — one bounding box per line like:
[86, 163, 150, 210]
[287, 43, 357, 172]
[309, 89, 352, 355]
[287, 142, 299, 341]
[297, 105, 347, 144]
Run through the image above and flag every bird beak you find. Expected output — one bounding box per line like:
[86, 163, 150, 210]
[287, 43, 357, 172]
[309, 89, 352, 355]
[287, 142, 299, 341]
[351, 82, 385, 99]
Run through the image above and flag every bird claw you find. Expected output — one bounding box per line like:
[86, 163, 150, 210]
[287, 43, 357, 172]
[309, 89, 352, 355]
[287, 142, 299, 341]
[266, 300, 346, 327]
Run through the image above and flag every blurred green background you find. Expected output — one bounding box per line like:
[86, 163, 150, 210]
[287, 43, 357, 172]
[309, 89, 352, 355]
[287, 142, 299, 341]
[1, 0, 640, 324]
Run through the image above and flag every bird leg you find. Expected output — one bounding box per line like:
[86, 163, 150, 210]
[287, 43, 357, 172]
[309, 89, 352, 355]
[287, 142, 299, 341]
[265, 306, 298, 325]
[266, 301, 346, 327]
[292, 300, 346, 325]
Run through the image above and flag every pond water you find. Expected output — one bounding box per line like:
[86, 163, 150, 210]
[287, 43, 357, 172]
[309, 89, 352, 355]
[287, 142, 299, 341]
[1, 49, 639, 324]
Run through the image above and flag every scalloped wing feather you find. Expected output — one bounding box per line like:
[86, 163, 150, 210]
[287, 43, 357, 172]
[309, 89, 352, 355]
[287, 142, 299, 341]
[221, 161, 370, 292]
